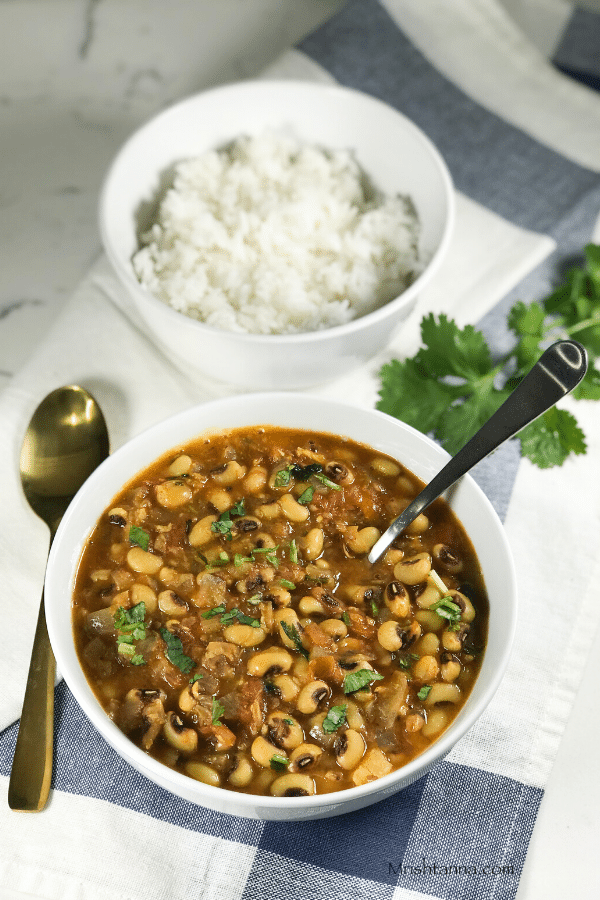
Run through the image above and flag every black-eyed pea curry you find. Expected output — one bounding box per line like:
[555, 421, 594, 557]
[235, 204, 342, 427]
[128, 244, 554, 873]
[72, 427, 487, 797]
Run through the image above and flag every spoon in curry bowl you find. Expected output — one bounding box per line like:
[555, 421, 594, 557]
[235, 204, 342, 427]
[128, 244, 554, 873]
[8, 385, 109, 812]
[368, 339, 587, 564]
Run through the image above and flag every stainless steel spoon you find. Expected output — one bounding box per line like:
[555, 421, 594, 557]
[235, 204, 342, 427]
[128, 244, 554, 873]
[368, 339, 587, 564]
[8, 385, 109, 812]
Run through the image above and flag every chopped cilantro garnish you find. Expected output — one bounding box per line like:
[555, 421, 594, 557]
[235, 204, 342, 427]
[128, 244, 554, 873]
[211, 695, 225, 726]
[341, 611, 351, 628]
[343, 669, 384, 694]
[246, 593, 262, 605]
[397, 653, 419, 670]
[211, 500, 246, 540]
[322, 704, 347, 733]
[201, 603, 227, 619]
[289, 539, 299, 564]
[280, 579, 296, 590]
[128, 525, 150, 550]
[280, 621, 308, 659]
[430, 596, 462, 623]
[418, 685, 432, 700]
[160, 628, 195, 674]
[114, 602, 147, 642]
[204, 551, 230, 569]
[269, 754, 290, 772]
[291, 463, 322, 481]
[130, 654, 146, 666]
[189, 673, 204, 683]
[314, 472, 342, 491]
[274, 466, 293, 487]
[370, 599, 379, 617]
[297, 486, 314, 505]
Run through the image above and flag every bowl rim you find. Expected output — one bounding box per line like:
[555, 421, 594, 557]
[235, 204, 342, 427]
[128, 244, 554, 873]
[99, 78, 455, 345]
[45, 392, 517, 816]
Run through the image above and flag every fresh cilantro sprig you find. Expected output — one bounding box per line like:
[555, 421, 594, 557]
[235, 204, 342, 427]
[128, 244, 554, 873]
[377, 245, 600, 469]
[343, 669, 384, 694]
[211, 499, 246, 540]
[322, 704, 348, 733]
[160, 628, 195, 674]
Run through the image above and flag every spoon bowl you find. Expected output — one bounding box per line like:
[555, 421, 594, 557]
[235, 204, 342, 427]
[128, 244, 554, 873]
[369, 339, 587, 563]
[8, 385, 109, 812]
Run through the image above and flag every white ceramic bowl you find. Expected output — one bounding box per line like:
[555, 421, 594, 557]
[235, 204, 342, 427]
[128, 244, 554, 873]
[45, 394, 516, 821]
[99, 80, 454, 389]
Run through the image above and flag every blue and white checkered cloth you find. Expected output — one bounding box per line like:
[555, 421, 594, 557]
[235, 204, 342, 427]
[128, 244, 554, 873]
[1, 2, 600, 897]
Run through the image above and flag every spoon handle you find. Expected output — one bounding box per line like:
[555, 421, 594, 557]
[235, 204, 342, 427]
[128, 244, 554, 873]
[8, 569, 56, 811]
[368, 339, 587, 563]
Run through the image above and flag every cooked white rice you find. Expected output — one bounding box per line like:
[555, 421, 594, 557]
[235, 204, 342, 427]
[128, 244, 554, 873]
[132, 132, 421, 335]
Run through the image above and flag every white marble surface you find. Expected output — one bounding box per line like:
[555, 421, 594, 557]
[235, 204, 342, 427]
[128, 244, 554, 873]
[2, 2, 599, 899]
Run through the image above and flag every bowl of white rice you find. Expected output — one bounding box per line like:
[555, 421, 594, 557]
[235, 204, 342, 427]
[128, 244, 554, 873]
[100, 80, 454, 388]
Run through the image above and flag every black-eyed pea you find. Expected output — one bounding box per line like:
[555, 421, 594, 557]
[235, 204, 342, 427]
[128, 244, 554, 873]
[211, 460, 247, 485]
[378, 620, 407, 652]
[441, 654, 462, 682]
[267, 713, 304, 750]
[384, 581, 410, 617]
[393, 552, 431, 585]
[247, 647, 293, 678]
[158, 590, 188, 617]
[296, 680, 330, 714]
[154, 479, 193, 508]
[275, 608, 305, 652]
[416, 609, 445, 632]
[446, 589, 475, 623]
[432, 543, 464, 574]
[405, 712, 425, 733]
[252, 532, 277, 549]
[320, 618, 348, 640]
[205, 487, 232, 513]
[405, 513, 430, 535]
[130, 583, 157, 614]
[184, 762, 220, 786]
[251, 735, 283, 768]
[300, 527, 324, 560]
[345, 526, 381, 555]
[345, 700, 365, 731]
[370, 456, 401, 477]
[335, 729, 366, 770]
[272, 674, 300, 702]
[228, 756, 254, 788]
[383, 547, 404, 566]
[415, 581, 443, 609]
[126, 546, 163, 575]
[255, 501, 281, 520]
[298, 594, 326, 616]
[223, 623, 267, 647]
[289, 743, 323, 772]
[279, 493, 310, 523]
[166, 453, 192, 477]
[415, 631, 440, 656]
[270, 774, 315, 797]
[421, 708, 449, 737]
[188, 514, 218, 547]
[178, 679, 203, 713]
[323, 461, 355, 486]
[412, 654, 439, 682]
[243, 465, 268, 494]
[263, 585, 291, 608]
[442, 623, 470, 652]
[163, 712, 198, 753]
[424, 683, 461, 706]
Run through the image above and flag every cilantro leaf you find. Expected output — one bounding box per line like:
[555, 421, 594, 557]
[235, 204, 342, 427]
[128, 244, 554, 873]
[128, 525, 150, 551]
[430, 596, 462, 623]
[297, 486, 314, 505]
[343, 669, 384, 694]
[211, 695, 225, 726]
[417, 685, 432, 700]
[211, 500, 246, 540]
[518, 408, 586, 468]
[160, 628, 195, 674]
[269, 754, 290, 772]
[322, 704, 347, 733]
[280, 621, 308, 659]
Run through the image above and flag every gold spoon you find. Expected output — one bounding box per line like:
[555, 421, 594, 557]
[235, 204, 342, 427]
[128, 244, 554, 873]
[8, 385, 109, 811]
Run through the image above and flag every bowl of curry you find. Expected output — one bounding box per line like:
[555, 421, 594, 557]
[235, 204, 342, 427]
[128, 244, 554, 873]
[45, 393, 517, 820]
